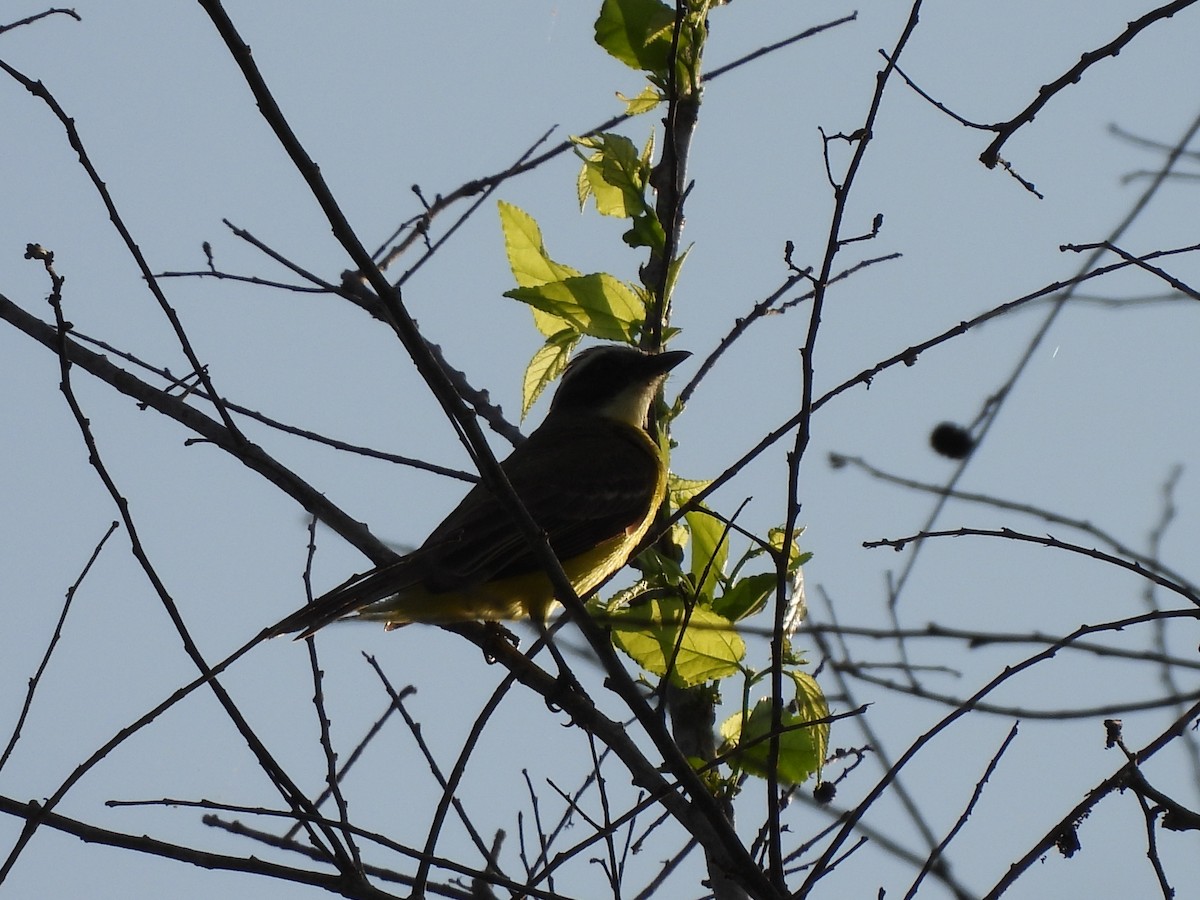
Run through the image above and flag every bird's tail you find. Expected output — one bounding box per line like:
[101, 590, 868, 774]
[267, 559, 414, 639]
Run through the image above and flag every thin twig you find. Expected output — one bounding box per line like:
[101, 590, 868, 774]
[0, 7, 79, 36]
[980, 0, 1200, 168]
[831, 452, 1198, 593]
[302, 516, 363, 873]
[773, 3, 927, 884]
[2, 248, 356, 883]
[799, 614, 1200, 893]
[873, 104, 1200, 621]
[0, 520, 119, 771]
[361, 655, 499, 866]
[0, 59, 244, 439]
[865, 526, 1200, 608]
[980, 699, 1200, 898]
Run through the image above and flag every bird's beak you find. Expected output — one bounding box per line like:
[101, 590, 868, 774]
[647, 349, 691, 376]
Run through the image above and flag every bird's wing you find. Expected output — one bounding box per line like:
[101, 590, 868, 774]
[418, 417, 661, 592]
[267, 417, 661, 637]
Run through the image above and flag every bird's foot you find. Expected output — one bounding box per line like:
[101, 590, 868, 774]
[545, 667, 586, 716]
[479, 621, 520, 663]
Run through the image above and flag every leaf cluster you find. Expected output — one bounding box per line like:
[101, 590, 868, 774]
[497, 0, 828, 792]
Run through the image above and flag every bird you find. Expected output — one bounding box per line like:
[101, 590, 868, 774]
[269, 344, 690, 638]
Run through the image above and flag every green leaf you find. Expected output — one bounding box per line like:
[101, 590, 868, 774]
[685, 506, 727, 602]
[789, 670, 829, 771]
[663, 243, 691, 302]
[617, 84, 663, 115]
[668, 475, 712, 506]
[498, 201, 581, 337]
[573, 133, 649, 219]
[582, 160, 638, 219]
[622, 213, 666, 251]
[498, 201, 581, 288]
[505, 274, 643, 341]
[767, 526, 807, 574]
[719, 672, 829, 786]
[666, 521, 689, 555]
[522, 331, 579, 418]
[594, 0, 676, 74]
[575, 161, 592, 212]
[610, 596, 745, 687]
[589, 577, 654, 616]
[713, 571, 776, 622]
[630, 545, 686, 584]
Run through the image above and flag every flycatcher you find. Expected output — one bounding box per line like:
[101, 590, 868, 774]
[270, 345, 690, 637]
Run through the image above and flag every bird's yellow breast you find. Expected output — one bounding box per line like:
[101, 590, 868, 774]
[359, 424, 666, 626]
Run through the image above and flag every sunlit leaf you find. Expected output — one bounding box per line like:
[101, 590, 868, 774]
[713, 571, 776, 623]
[610, 596, 744, 687]
[685, 506, 727, 602]
[590, 578, 654, 616]
[668, 475, 712, 507]
[623, 213, 666, 251]
[767, 526, 807, 574]
[594, 0, 676, 74]
[617, 84, 663, 115]
[573, 133, 648, 219]
[505, 274, 643, 341]
[498, 201, 581, 288]
[498, 201, 580, 337]
[663, 243, 691, 302]
[522, 330, 579, 418]
[719, 672, 829, 785]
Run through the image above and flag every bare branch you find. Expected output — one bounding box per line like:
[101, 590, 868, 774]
[980, 0, 1200, 168]
[0, 520, 119, 772]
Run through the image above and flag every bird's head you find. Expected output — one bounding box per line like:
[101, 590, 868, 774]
[549, 345, 691, 428]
